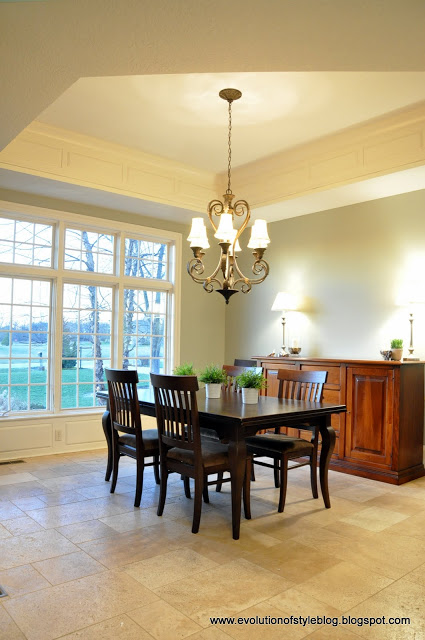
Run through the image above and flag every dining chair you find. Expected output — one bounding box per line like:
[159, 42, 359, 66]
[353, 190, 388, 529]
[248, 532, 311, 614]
[245, 369, 327, 512]
[105, 368, 160, 507]
[150, 373, 251, 534]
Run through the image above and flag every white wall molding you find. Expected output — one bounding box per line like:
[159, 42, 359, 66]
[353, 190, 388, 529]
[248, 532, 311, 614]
[0, 122, 221, 214]
[229, 101, 425, 208]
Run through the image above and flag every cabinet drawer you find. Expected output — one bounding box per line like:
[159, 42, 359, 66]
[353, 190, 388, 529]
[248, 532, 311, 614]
[301, 364, 341, 386]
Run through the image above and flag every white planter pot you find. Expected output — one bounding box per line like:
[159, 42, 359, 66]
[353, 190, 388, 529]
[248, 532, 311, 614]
[242, 387, 259, 404]
[205, 383, 221, 399]
[391, 348, 403, 361]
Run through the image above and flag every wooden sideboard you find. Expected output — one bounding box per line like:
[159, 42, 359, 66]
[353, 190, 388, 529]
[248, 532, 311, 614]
[254, 356, 425, 484]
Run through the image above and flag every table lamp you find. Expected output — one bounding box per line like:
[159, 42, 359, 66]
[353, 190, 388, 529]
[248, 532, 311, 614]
[271, 292, 298, 356]
[398, 285, 425, 361]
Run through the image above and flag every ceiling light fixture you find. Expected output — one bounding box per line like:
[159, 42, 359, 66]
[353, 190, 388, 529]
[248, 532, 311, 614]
[187, 88, 270, 303]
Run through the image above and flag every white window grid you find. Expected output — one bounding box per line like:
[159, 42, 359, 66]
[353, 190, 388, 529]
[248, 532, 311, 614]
[0, 217, 53, 267]
[64, 227, 116, 275]
[0, 277, 51, 413]
[0, 204, 181, 416]
[124, 237, 168, 280]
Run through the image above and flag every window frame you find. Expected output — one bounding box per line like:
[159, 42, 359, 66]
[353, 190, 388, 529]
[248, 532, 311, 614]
[0, 201, 181, 417]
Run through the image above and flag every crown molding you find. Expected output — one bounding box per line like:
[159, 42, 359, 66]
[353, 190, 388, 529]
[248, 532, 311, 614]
[229, 101, 425, 208]
[1, 103, 425, 215]
[0, 122, 222, 214]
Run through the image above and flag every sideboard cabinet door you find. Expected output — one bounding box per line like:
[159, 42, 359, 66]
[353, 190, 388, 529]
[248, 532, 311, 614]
[344, 366, 393, 467]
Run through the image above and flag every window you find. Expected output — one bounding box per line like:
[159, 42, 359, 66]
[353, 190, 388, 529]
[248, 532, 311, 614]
[0, 207, 180, 415]
[61, 283, 112, 409]
[0, 277, 50, 412]
[123, 289, 166, 386]
[0, 218, 52, 267]
[64, 228, 114, 274]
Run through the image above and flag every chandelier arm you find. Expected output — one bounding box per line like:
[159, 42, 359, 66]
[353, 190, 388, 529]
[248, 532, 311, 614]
[187, 250, 223, 288]
[207, 200, 225, 233]
[232, 255, 270, 290]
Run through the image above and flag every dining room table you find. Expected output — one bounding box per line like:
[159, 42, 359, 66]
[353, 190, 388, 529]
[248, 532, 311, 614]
[97, 386, 346, 540]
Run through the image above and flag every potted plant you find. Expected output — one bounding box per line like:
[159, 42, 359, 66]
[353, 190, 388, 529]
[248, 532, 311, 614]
[173, 362, 196, 375]
[199, 364, 227, 398]
[236, 369, 267, 404]
[390, 339, 403, 361]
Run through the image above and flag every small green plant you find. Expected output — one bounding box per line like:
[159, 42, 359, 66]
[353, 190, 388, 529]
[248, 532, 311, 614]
[173, 362, 196, 375]
[236, 369, 267, 390]
[199, 364, 227, 385]
[391, 339, 403, 349]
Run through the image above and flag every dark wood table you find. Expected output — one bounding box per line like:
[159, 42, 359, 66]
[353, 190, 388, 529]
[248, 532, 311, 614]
[97, 388, 346, 540]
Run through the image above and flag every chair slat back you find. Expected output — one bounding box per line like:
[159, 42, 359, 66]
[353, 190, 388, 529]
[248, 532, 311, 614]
[277, 369, 327, 402]
[150, 374, 201, 453]
[105, 369, 142, 438]
[223, 365, 263, 392]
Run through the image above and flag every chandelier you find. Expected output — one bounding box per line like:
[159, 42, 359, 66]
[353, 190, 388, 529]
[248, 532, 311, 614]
[187, 88, 270, 303]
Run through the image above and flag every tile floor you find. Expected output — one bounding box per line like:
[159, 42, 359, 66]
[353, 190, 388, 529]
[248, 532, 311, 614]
[0, 451, 425, 639]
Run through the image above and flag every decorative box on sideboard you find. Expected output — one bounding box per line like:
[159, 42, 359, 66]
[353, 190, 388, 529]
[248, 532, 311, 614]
[253, 356, 425, 485]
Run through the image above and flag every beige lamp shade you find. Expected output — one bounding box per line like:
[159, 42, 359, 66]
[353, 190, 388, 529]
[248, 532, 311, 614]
[214, 214, 234, 242]
[271, 292, 298, 312]
[188, 218, 209, 249]
[247, 219, 270, 249]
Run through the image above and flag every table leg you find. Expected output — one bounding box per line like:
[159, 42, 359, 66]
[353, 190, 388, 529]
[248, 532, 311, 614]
[101, 409, 112, 482]
[318, 414, 336, 508]
[228, 438, 247, 540]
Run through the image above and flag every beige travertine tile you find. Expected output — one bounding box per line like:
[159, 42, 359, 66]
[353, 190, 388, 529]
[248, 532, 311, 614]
[58, 615, 154, 640]
[243, 510, 322, 542]
[384, 510, 425, 539]
[125, 547, 218, 589]
[56, 519, 117, 543]
[37, 471, 106, 492]
[0, 565, 50, 597]
[333, 484, 390, 503]
[244, 539, 340, 584]
[2, 516, 45, 536]
[100, 506, 165, 532]
[269, 586, 341, 619]
[297, 561, 393, 611]
[211, 600, 311, 640]
[0, 473, 37, 486]
[32, 550, 106, 584]
[3, 570, 159, 640]
[400, 561, 425, 588]
[0, 603, 26, 640]
[0, 481, 51, 501]
[0, 501, 24, 520]
[26, 494, 136, 528]
[179, 629, 231, 640]
[128, 599, 202, 640]
[0, 529, 78, 569]
[0, 524, 12, 540]
[305, 628, 362, 639]
[347, 577, 425, 639]
[38, 490, 88, 507]
[361, 492, 425, 515]
[155, 558, 293, 628]
[340, 506, 409, 532]
[9, 496, 47, 511]
[323, 520, 377, 541]
[78, 522, 187, 569]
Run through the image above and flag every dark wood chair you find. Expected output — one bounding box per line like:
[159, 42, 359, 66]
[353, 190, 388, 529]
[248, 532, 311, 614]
[234, 358, 257, 368]
[105, 368, 160, 507]
[150, 373, 251, 534]
[245, 369, 327, 512]
[223, 364, 263, 391]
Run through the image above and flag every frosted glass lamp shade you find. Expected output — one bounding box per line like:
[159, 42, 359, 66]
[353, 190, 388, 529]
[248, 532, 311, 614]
[188, 218, 209, 249]
[271, 292, 298, 312]
[247, 219, 270, 248]
[214, 214, 234, 242]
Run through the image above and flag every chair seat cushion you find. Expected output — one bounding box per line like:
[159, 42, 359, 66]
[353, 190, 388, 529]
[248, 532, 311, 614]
[119, 428, 159, 453]
[246, 434, 314, 454]
[167, 440, 229, 468]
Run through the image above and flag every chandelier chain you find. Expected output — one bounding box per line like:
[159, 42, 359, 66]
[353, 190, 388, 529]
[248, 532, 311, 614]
[226, 100, 232, 195]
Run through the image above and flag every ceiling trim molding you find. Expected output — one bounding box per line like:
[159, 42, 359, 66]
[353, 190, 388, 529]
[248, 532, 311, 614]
[230, 101, 425, 208]
[1, 102, 425, 215]
[0, 122, 221, 214]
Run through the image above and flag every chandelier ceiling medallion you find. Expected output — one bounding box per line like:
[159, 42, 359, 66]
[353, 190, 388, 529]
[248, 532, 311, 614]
[187, 88, 270, 303]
